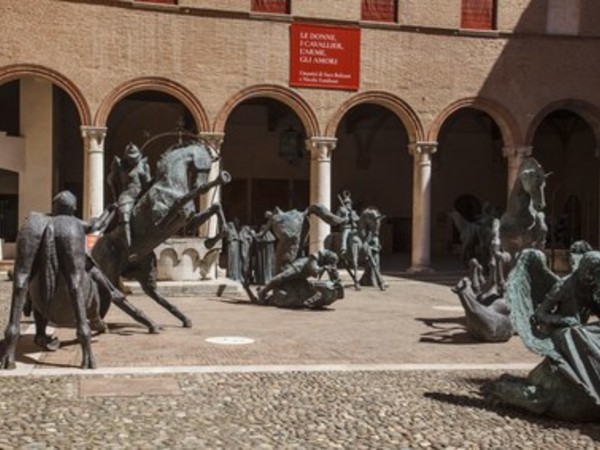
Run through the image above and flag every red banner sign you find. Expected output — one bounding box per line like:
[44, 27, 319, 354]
[290, 23, 360, 91]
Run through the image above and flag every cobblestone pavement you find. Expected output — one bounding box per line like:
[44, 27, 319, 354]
[0, 278, 599, 448]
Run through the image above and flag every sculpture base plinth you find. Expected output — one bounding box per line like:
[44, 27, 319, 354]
[155, 237, 221, 281]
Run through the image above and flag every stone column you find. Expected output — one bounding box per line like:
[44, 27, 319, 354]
[504, 146, 532, 196]
[408, 141, 437, 273]
[307, 137, 337, 253]
[81, 126, 107, 220]
[19, 78, 53, 223]
[198, 132, 225, 238]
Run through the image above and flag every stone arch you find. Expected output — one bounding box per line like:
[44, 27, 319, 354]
[214, 85, 319, 137]
[0, 63, 91, 125]
[325, 91, 424, 142]
[525, 99, 600, 146]
[95, 77, 209, 131]
[428, 97, 521, 149]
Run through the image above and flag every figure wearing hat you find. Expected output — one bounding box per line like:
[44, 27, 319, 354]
[107, 143, 152, 257]
[335, 190, 359, 258]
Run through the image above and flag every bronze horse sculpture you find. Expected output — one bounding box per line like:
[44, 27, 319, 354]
[1, 141, 230, 369]
[93, 141, 231, 327]
[450, 157, 550, 343]
[0, 212, 106, 369]
[500, 157, 549, 258]
[0, 193, 141, 369]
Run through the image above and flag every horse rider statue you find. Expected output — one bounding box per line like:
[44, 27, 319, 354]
[335, 190, 360, 259]
[107, 142, 152, 259]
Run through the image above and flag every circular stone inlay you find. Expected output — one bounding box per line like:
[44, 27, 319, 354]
[205, 336, 255, 345]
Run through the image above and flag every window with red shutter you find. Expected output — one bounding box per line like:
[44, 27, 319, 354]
[137, 0, 178, 4]
[251, 0, 290, 14]
[361, 0, 397, 23]
[461, 0, 496, 30]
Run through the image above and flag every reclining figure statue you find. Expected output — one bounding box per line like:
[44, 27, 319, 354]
[487, 248, 600, 421]
[248, 249, 344, 309]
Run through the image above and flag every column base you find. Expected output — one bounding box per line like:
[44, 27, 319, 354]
[407, 265, 435, 274]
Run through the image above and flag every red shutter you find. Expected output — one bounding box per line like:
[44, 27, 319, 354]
[461, 0, 495, 30]
[361, 0, 397, 22]
[137, 0, 178, 4]
[251, 0, 289, 14]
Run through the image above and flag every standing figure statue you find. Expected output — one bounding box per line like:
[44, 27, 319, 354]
[107, 142, 152, 259]
[223, 220, 242, 281]
[335, 190, 360, 259]
[239, 224, 256, 283]
[254, 227, 276, 284]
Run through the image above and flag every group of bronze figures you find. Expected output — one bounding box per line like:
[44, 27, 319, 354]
[0, 139, 386, 370]
[450, 157, 600, 421]
[0, 138, 598, 422]
[222, 190, 387, 309]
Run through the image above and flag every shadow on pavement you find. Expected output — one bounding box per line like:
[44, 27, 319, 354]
[415, 315, 494, 345]
[424, 381, 600, 443]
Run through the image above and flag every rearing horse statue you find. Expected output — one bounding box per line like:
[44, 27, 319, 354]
[93, 141, 231, 326]
[485, 157, 550, 295]
[499, 157, 550, 258]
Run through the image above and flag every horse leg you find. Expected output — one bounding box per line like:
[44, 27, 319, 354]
[343, 255, 360, 291]
[89, 265, 159, 333]
[33, 310, 60, 351]
[0, 219, 46, 370]
[136, 254, 192, 328]
[0, 268, 30, 369]
[54, 228, 95, 370]
[188, 202, 228, 249]
[347, 240, 362, 291]
[65, 268, 96, 369]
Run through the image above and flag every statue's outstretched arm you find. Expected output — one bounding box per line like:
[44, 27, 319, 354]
[83, 204, 117, 234]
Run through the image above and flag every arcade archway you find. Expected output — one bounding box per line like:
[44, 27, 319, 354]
[220, 97, 310, 226]
[332, 103, 411, 255]
[432, 107, 507, 258]
[0, 77, 83, 244]
[532, 109, 599, 248]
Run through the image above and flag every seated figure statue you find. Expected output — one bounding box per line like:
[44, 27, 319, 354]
[487, 249, 600, 421]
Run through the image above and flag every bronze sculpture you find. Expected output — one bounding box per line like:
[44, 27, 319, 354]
[488, 249, 600, 421]
[253, 249, 343, 309]
[323, 195, 387, 291]
[451, 158, 550, 342]
[242, 207, 345, 309]
[93, 141, 231, 328]
[0, 191, 157, 370]
[107, 142, 153, 259]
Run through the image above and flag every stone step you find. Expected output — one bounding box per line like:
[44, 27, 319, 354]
[123, 279, 246, 298]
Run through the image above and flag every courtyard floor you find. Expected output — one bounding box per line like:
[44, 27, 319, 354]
[0, 267, 598, 449]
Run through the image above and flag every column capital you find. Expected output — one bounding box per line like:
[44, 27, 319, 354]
[306, 136, 337, 161]
[199, 132, 225, 159]
[408, 141, 438, 157]
[80, 126, 107, 144]
[502, 145, 532, 159]
[199, 131, 225, 148]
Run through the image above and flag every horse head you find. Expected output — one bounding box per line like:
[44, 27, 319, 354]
[518, 158, 550, 211]
[359, 207, 385, 237]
